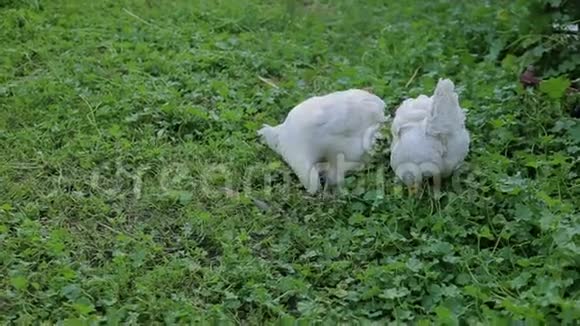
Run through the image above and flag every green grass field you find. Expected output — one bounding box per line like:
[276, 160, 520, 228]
[1, 0, 579, 324]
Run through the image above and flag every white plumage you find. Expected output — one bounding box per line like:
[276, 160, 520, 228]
[258, 89, 386, 194]
[390, 79, 470, 192]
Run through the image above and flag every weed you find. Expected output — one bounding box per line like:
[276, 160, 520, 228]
[1, 0, 579, 324]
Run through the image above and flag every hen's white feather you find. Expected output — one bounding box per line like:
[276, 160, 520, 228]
[390, 79, 470, 188]
[259, 89, 386, 194]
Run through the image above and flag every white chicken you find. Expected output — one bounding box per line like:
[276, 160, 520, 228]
[390, 79, 470, 194]
[258, 89, 386, 194]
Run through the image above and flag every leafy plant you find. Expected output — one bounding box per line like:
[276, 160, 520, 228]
[1, 0, 579, 324]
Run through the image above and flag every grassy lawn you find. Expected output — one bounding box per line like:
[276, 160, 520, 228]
[1, 0, 579, 324]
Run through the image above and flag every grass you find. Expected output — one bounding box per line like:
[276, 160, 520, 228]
[1, 0, 579, 324]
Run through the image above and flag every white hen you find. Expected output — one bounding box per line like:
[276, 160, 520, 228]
[390, 79, 470, 193]
[258, 89, 386, 194]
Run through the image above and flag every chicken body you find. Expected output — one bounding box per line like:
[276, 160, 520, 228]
[390, 79, 470, 192]
[259, 89, 386, 194]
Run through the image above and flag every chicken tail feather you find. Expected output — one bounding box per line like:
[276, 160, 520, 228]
[257, 124, 280, 153]
[427, 79, 464, 136]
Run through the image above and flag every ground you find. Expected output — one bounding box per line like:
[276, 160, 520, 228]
[1, 0, 579, 324]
